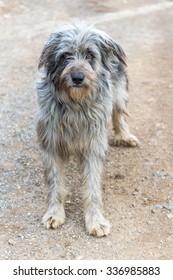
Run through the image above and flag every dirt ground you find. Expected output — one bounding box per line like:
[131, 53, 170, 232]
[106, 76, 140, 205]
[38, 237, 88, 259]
[1, 0, 173, 260]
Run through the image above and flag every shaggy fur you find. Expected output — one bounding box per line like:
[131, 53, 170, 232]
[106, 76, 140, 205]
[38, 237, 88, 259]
[36, 23, 139, 237]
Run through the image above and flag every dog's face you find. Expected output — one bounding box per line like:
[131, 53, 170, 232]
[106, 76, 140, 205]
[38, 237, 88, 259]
[39, 24, 126, 101]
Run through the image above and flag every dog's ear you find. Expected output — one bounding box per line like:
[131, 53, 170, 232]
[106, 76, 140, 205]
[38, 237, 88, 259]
[96, 31, 127, 69]
[38, 32, 61, 74]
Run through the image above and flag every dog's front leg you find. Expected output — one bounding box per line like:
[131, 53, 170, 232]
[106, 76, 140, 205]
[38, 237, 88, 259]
[42, 154, 66, 229]
[82, 153, 111, 237]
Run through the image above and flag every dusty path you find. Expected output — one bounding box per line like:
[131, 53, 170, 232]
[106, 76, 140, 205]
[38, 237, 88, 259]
[0, 0, 173, 259]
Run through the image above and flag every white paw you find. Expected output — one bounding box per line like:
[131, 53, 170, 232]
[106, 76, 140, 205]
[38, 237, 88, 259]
[115, 133, 140, 147]
[42, 205, 65, 229]
[85, 213, 111, 237]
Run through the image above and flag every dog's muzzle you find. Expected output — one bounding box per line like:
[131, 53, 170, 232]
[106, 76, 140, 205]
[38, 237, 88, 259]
[71, 72, 85, 86]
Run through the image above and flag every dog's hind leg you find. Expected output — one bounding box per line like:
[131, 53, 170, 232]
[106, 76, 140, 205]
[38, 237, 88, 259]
[112, 106, 139, 147]
[112, 78, 139, 147]
[42, 154, 66, 229]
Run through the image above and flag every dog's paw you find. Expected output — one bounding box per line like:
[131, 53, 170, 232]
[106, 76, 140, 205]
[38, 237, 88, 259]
[85, 214, 111, 237]
[42, 206, 65, 229]
[115, 133, 140, 147]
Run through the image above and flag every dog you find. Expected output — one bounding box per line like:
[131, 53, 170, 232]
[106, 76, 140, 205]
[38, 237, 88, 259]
[36, 23, 139, 237]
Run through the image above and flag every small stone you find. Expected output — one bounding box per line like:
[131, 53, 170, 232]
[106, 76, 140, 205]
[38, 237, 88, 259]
[8, 239, 15, 245]
[132, 191, 138, 196]
[76, 255, 84, 260]
[166, 213, 173, 219]
[66, 200, 71, 204]
[113, 173, 125, 180]
[155, 204, 163, 209]
[163, 204, 173, 210]
[152, 172, 169, 179]
[147, 220, 154, 225]
[18, 234, 25, 240]
[129, 204, 135, 208]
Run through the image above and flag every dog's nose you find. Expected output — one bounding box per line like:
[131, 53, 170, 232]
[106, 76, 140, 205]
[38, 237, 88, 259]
[71, 72, 84, 85]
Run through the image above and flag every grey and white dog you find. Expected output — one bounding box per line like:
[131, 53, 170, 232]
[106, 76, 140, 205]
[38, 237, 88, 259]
[36, 23, 139, 237]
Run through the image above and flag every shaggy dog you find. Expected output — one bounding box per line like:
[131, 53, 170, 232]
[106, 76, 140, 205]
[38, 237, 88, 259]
[36, 23, 139, 237]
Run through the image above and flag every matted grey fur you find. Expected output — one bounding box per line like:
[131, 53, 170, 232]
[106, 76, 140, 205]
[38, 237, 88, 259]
[36, 23, 139, 237]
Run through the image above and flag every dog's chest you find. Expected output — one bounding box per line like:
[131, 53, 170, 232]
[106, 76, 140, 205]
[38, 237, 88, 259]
[60, 107, 98, 135]
[57, 103, 108, 143]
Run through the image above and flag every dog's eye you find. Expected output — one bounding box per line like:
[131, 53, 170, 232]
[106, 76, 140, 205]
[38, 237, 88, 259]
[61, 54, 67, 60]
[86, 52, 95, 60]
[60, 53, 73, 64]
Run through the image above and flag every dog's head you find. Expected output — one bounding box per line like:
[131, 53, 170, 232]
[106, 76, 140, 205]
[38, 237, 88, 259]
[39, 23, 126, 102]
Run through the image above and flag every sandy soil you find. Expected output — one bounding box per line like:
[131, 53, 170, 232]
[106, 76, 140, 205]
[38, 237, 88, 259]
[0, 0, 173, 259]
